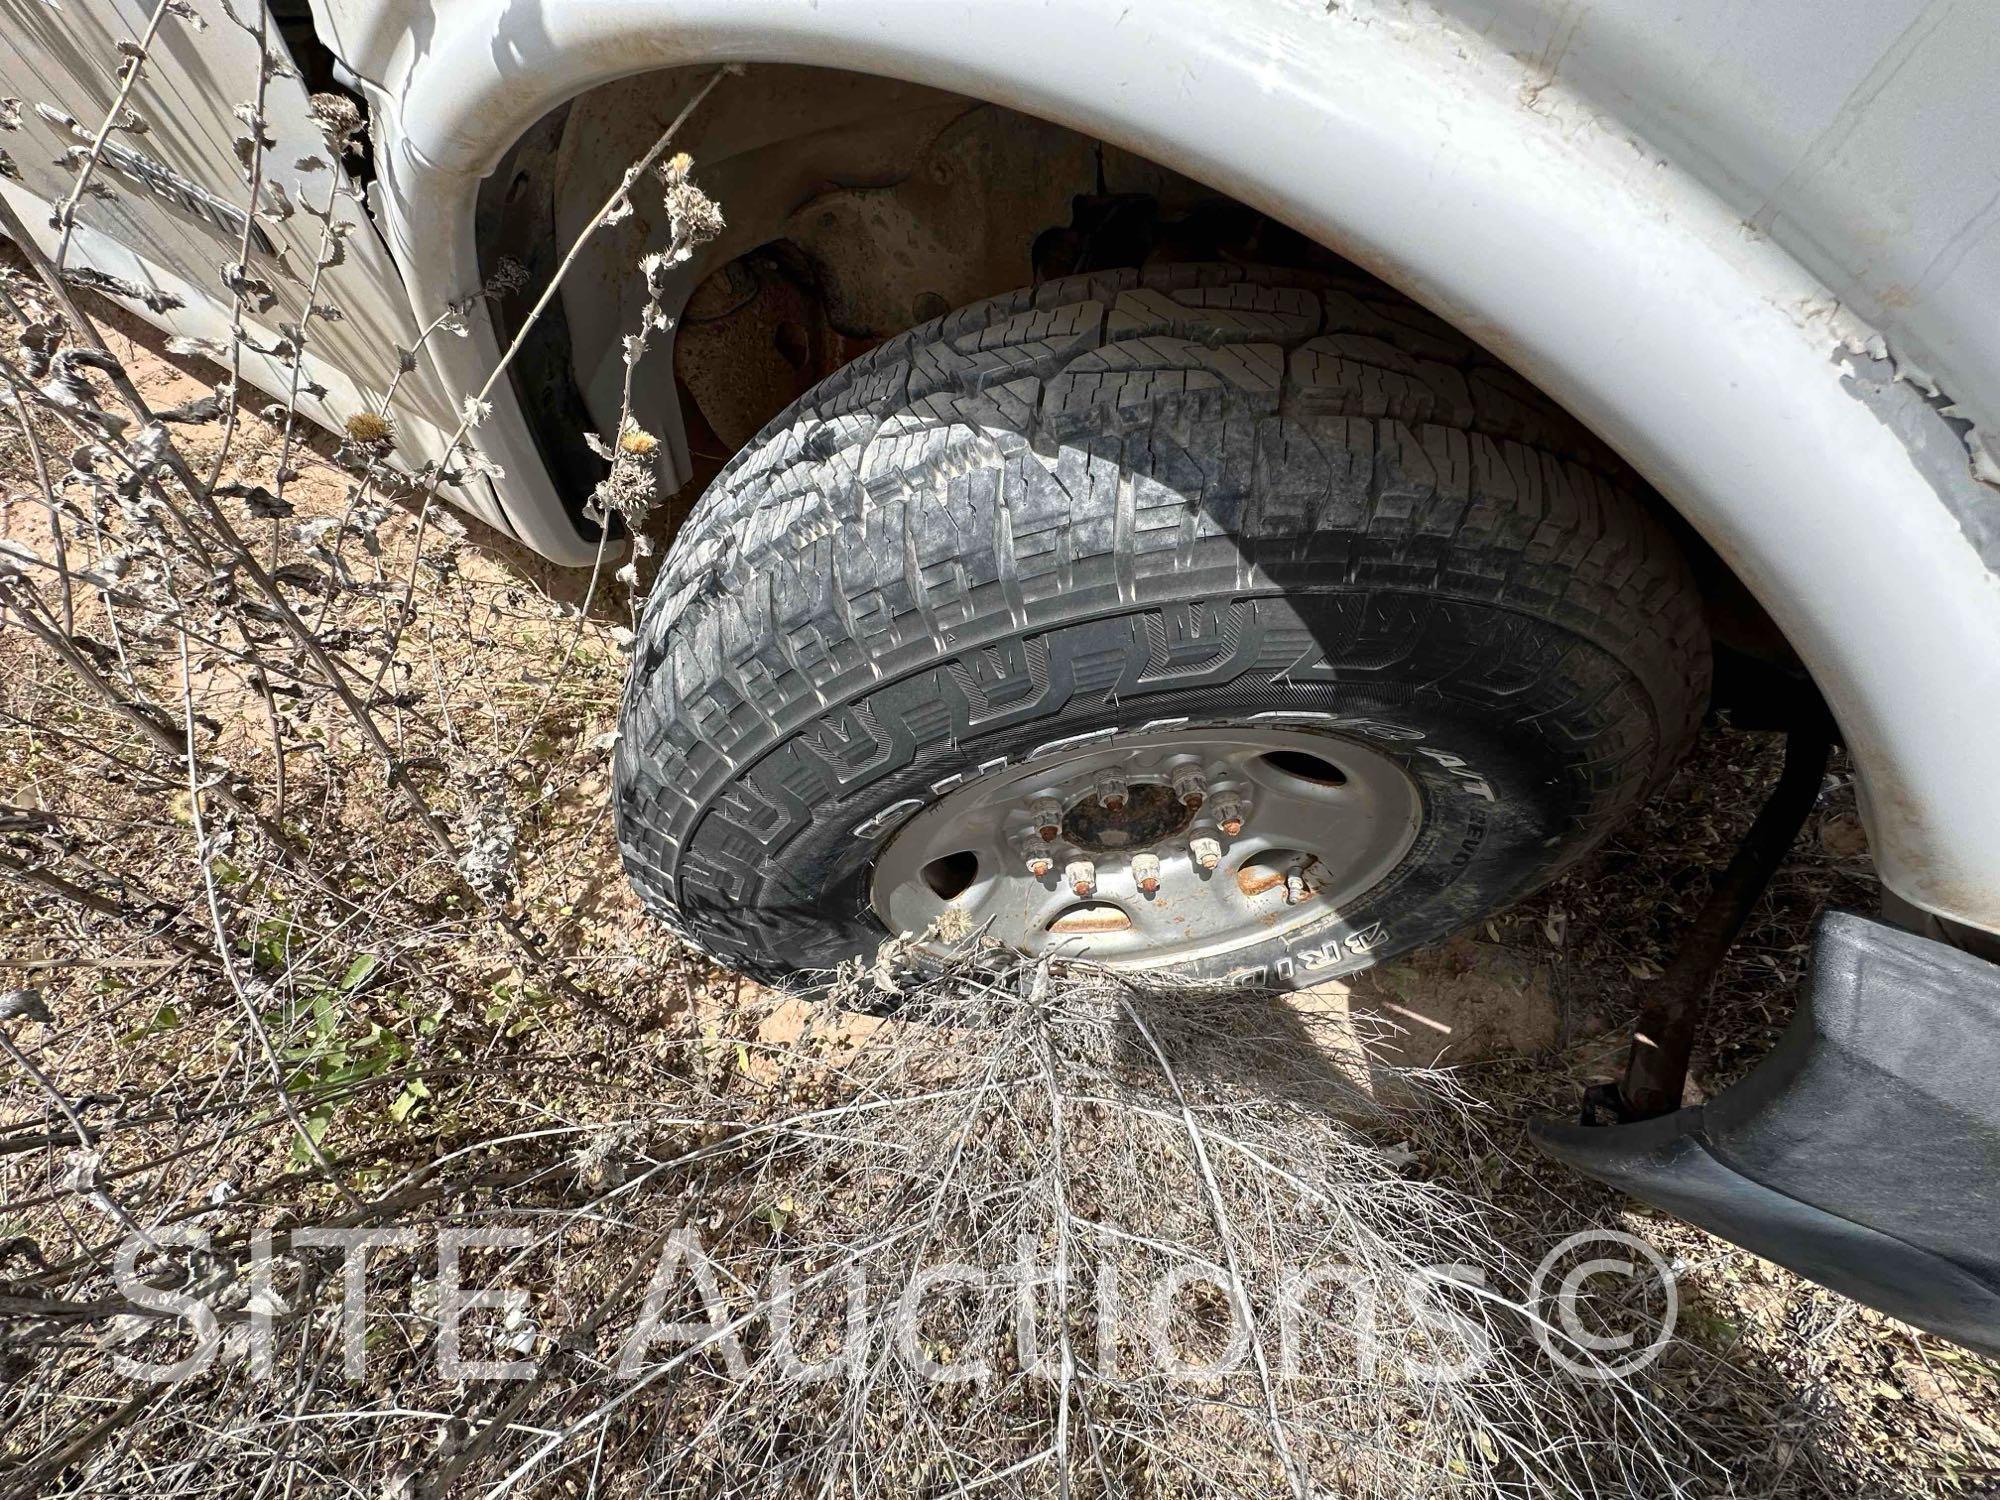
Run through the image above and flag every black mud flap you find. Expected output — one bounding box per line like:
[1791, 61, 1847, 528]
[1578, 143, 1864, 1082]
[1532, 910, 2000, 1357]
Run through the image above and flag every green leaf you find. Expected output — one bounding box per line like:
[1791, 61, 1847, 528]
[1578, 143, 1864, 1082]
[338, 954, 380, 992]
[290, 1103, 335, 1163]
[388, 1076, 429, 1122]
[118, 1003, 180, 1043]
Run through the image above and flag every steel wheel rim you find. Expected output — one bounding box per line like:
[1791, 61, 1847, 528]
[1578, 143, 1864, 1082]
[870, 725, 1422, 968]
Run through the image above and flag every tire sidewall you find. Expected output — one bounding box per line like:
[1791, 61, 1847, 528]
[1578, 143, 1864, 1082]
[657, 585, 1657, 987]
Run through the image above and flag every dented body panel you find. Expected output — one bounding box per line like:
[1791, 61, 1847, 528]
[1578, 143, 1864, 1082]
[5, 0, 2000, 934]
[0, 0, 515, 537]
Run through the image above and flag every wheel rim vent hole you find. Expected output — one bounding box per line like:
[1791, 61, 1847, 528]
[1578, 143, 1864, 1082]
[921, 850, 980, 900]
[1048, 902, 1132, 935]
[1259, 749, 1347, 786]
[1236, 849, 1316, 899]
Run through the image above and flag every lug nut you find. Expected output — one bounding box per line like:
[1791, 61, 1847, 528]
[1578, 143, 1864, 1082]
[1188, 834, 1223, 871]
[1031, 797, 1063, 842]
[1171, 763, 1207, 811]
[1212, 791, 1248, 837]
[1093, 770, 1129, 812]
[1022, 844, 1055, 878]
[1064, 859, 1098, 897]
[1131, 852, 1162, 895]
[1284, 866, 1310, 905]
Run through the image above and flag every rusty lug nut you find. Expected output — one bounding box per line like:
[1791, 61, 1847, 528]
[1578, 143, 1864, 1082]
[1030, 797, 1063, 842]
[1284, 866, 1310, 905]
[1171, 763, 1207, 811]
[1212, 791, 1247, 837]
[1093, 769, 1129, 812]
[1131, 852, 1162, 895]
[1189, 834, 1223, 871]
[1022, 845, 1055, 878]
[1064, 859, 1098, 897]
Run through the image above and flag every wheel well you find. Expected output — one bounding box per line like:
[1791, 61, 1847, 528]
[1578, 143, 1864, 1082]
[477, 67, 1351, 513]
[474, 63, 1799, 695]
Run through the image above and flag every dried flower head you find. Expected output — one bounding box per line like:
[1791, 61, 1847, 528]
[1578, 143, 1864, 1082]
[307, 91, 364, 155]
[659, 153, 724, 261]
[591, 455, 657, 527]
[617, 424, 659, 456]
[484, 255, 529, 298]
[456, 799, 517, 902]
[343, 409, 394, 447]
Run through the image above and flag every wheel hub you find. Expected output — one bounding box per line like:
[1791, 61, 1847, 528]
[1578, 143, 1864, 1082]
[1060, 781, 1194, 852]
[870, 726, 1423, 969]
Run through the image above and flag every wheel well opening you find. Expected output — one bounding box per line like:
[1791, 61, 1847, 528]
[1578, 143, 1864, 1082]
[475, 63, 1810, 711]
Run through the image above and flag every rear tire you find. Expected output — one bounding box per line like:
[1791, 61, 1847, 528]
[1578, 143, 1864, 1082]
[615, 264, 1709, 986]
